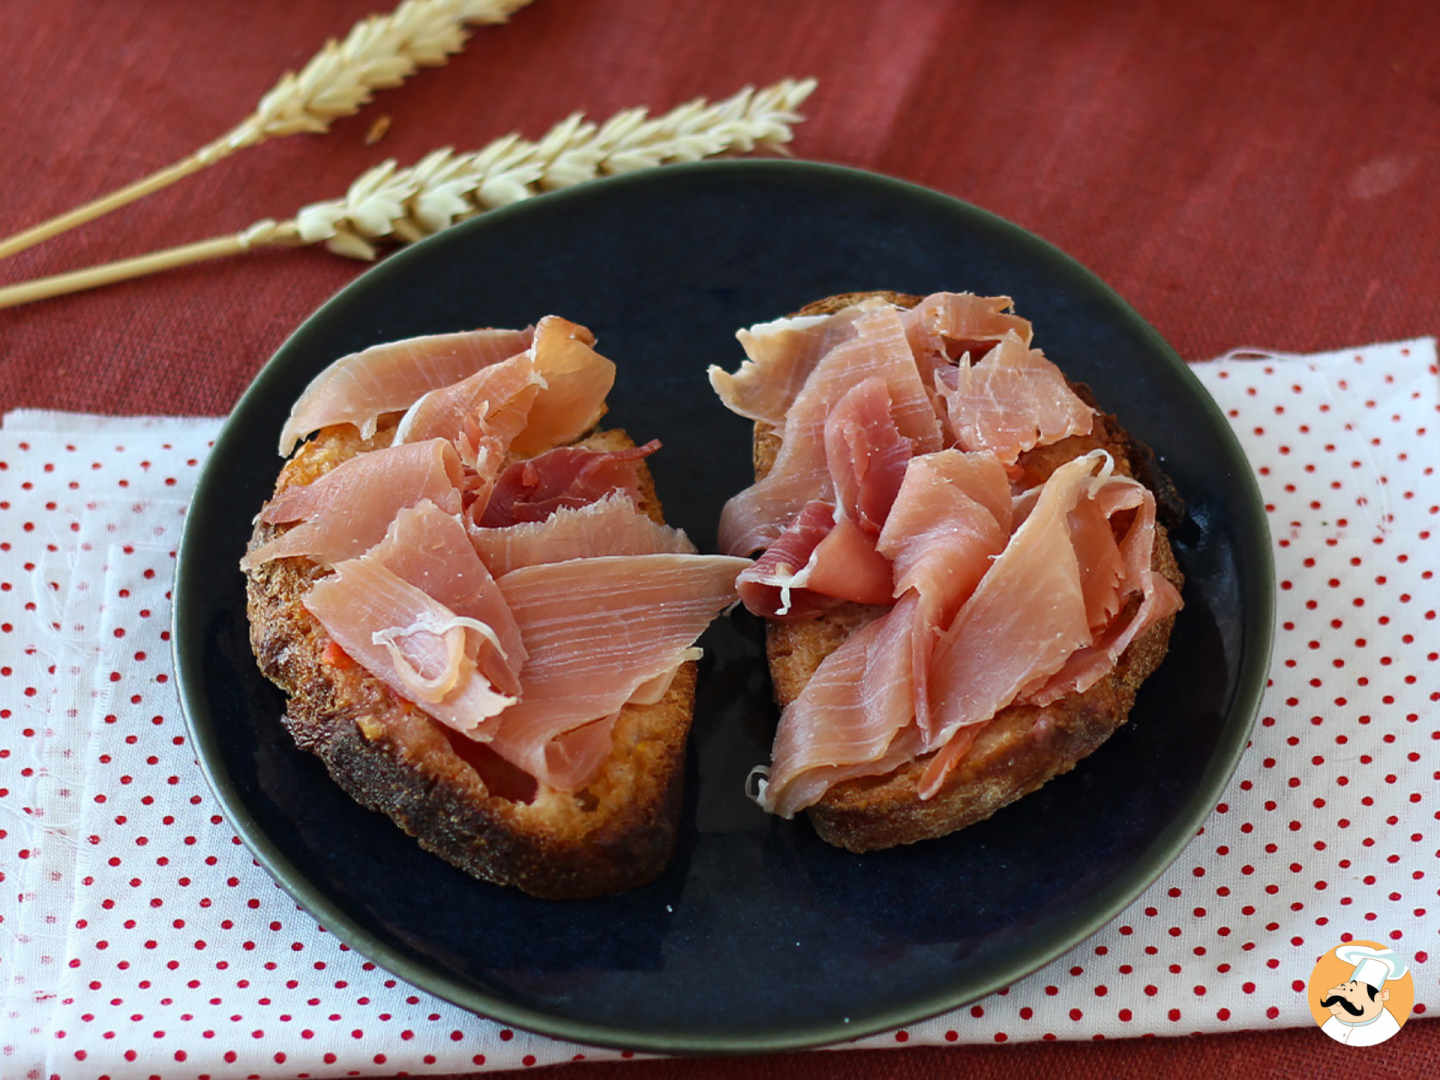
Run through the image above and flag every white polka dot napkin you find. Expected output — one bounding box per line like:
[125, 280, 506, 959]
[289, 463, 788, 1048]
[1, 337, 1435, 1075]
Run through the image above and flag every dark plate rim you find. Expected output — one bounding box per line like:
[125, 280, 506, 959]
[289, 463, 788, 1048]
[172, 158, 1275, 1055]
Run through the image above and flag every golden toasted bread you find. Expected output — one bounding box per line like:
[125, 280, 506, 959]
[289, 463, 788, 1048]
[754, 292, 1184, 852]
[244, 423, 692, 899]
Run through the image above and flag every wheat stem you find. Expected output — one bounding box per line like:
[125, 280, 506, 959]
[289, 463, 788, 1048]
[0, 79, 817, 311]
[0, 0, 534, 262]
[0, 222, 304, 311]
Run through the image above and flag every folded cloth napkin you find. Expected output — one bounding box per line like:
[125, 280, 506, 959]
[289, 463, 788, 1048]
[1, 338, 1435, 1076]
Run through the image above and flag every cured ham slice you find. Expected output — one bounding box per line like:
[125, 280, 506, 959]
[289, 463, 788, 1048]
[919, 453, 1120, 796]
[469, 491, 695, 576]
[393, 351, 542, 453]
[303, 558, 516, 738]
[898, 292, 1034, 396]
[1026, 475, 1184, 705]
[874, 449, 1013, 734]
[278, 328, 533, 455]
[718, 305, 941, 555]
[755, 593, 927, 818]
[934, 331, 1094, 463]
[736, 501, 894, 620]
[876, 450, 1012, 624]
[510, 316, 617, 457]
[488, 553, 751, 789]
[824, 376, 912, 534]
[241, 439, 464, 570]
[478, 440, 660, 528]
[392, 352, 546, 523]
[707, 302, 883, 427]
[366, 500, 527, 698]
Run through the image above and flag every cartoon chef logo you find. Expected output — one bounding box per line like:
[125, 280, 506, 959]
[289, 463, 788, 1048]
[1308, 942, 1414, 1047]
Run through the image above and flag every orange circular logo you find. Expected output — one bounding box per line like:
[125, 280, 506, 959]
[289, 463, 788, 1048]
[1307, 941, 1414, 1047]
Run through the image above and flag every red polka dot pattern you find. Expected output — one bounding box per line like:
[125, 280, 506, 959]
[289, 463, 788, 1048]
[2, 336, 1435, 1070]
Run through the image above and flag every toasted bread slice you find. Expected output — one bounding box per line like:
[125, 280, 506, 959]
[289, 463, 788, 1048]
[244, 422, 691, 899]
[754, 292, 1184, 852]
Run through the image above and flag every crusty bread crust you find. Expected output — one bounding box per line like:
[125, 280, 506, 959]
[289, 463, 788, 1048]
[245, 422, 692, 899]
[755, 293, 1185, 852]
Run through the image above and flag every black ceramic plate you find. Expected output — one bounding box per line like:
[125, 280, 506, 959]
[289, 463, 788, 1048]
[174, 160, 1273, 1054]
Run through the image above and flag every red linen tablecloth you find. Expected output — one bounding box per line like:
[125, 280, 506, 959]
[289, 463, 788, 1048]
[3, 1, 1438, 1077]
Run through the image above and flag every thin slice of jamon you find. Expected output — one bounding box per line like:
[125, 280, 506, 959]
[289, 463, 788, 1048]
[876, 450, 1013, 625]
[488, 553, 751, 790]
[365, 500, 527, 698]
[1026, 474, 1183, 706]
[469, 491, 695, 577]
[920, 453, 1108, 794]
[718, 305, 941, 556]
[707, 301, 884, 427]
[935, 331, 1094, 463]
[393, 351, 542, 453]
[278, 328, 534, 455]
[737, 502, 893, 620]
[874, 449, 1014, 735]
[303, 557, 516, 738]
[824, 376, 913, 534]
[510, 316, 617, 457]
[755, 593, 927, 818]
[898, 292, 1034, 395]
[478, 440, 660, 528]
[240, 439, 464, 570]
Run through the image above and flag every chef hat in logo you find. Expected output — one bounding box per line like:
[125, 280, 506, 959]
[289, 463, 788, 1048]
[1335, 944, 1408, 991]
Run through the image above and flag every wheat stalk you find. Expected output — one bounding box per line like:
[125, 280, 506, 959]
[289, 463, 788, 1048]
[0, 79, 818, 311]
[0, 0, 535, 262]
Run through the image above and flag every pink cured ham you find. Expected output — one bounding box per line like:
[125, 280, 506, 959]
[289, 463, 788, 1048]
[873, 449, 1013, 735]
[756, 593, 927, 818]
[718, 305, 942, 556]
[876, 450, 1013, 624]
[278, 328, 534, 455]
[898, 292, 1035, 401]
[240, 439, 464, 570]
[478, 440, 660, 528]
[1026, 474, 1183, 706]
[823, 376, 912, 534]
[391, 352, 545, 523]
[509, 316, 616, 457]
[365, 500, 527, 698]
[919, 452, 1133, 797]
[935, 331, 1095, 463]
[707, 301, 884, 427]
[393, 351, 542, 455]
[736, 501, 894, 620]
[303, 557, 516, 738]
[469, 492, 695, 577]
[488, 554, 752, 790]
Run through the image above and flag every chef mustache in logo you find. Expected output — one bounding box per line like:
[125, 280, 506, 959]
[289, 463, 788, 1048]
[1308, 943, 1412, 1047]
